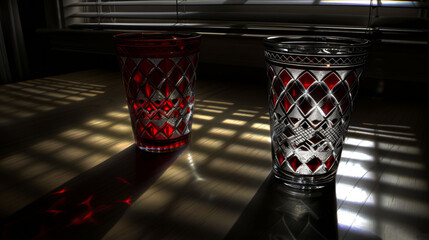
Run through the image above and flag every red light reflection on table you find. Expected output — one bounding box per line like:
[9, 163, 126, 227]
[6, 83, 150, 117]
[116, 177, 131, 185]
[1, 146, 181, 240]
[52, 188, 69, 195]
[118, 196, 133, 206]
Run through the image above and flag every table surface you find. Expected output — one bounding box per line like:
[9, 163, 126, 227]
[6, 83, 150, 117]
[0, 69, 428, 240]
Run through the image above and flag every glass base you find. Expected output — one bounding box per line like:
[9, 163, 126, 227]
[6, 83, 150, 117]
[273, 165, 336, 190]
[137, 134, 190, 153]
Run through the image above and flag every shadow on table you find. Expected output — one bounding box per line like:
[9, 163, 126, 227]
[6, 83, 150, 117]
[1, 145, 184, 240]
[225, 173, 338, 240]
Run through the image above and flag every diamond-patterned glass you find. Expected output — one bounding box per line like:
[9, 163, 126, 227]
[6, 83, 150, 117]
[287, 82, 304, 102]
[279, 69, 292, 86]
[267, 66, 359, 176]
[114, 33, 201, 152]
[264, 36, 369, 188]
[323, 73, 341, 90]
[298, 72, 316, 89]
[309, 84, 328, 103]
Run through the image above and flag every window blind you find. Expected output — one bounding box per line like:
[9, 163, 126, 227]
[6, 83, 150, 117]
[62, 0, 428, 35]
[63, 0, 178, 29]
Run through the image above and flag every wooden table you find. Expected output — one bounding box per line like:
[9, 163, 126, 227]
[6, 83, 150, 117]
[1, 69, 428, 239]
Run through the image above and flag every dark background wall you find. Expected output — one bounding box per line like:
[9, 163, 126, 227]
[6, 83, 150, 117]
[1, 0, 429, 100]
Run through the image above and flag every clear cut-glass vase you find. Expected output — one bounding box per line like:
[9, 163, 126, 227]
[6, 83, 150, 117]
[264, 36, 370, 189]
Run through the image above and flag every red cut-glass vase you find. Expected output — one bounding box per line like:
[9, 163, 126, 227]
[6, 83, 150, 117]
[114, 32, 201, 152]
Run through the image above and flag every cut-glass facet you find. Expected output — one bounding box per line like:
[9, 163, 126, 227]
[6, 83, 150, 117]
[283, 95, 292, 112]
[321, 97, 336, 116]
[309, 84, 328, 103]
[277, 151, 285, 165]
[325, 155, 336, 170]
[307, 157, 322, 172]
[279, 69, 292, 86]
[273, 79, 283, 97]
[297, 97, 314, 115]
[287, 156, 302, 171]
[323, 73, 341, 90]
[287, 82, 304, 101]
[332, 83, 347, 103]
[298, 72, 316, 89]
[346, 72, 357, 88]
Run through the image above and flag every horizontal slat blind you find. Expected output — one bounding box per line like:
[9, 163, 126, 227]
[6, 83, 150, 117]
[63, 0, 177, 29]
[62, 0, 428, 34]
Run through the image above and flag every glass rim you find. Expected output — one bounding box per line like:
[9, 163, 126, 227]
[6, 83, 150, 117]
[113, 32, 201, 46]
[264, 35, 370, 54]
